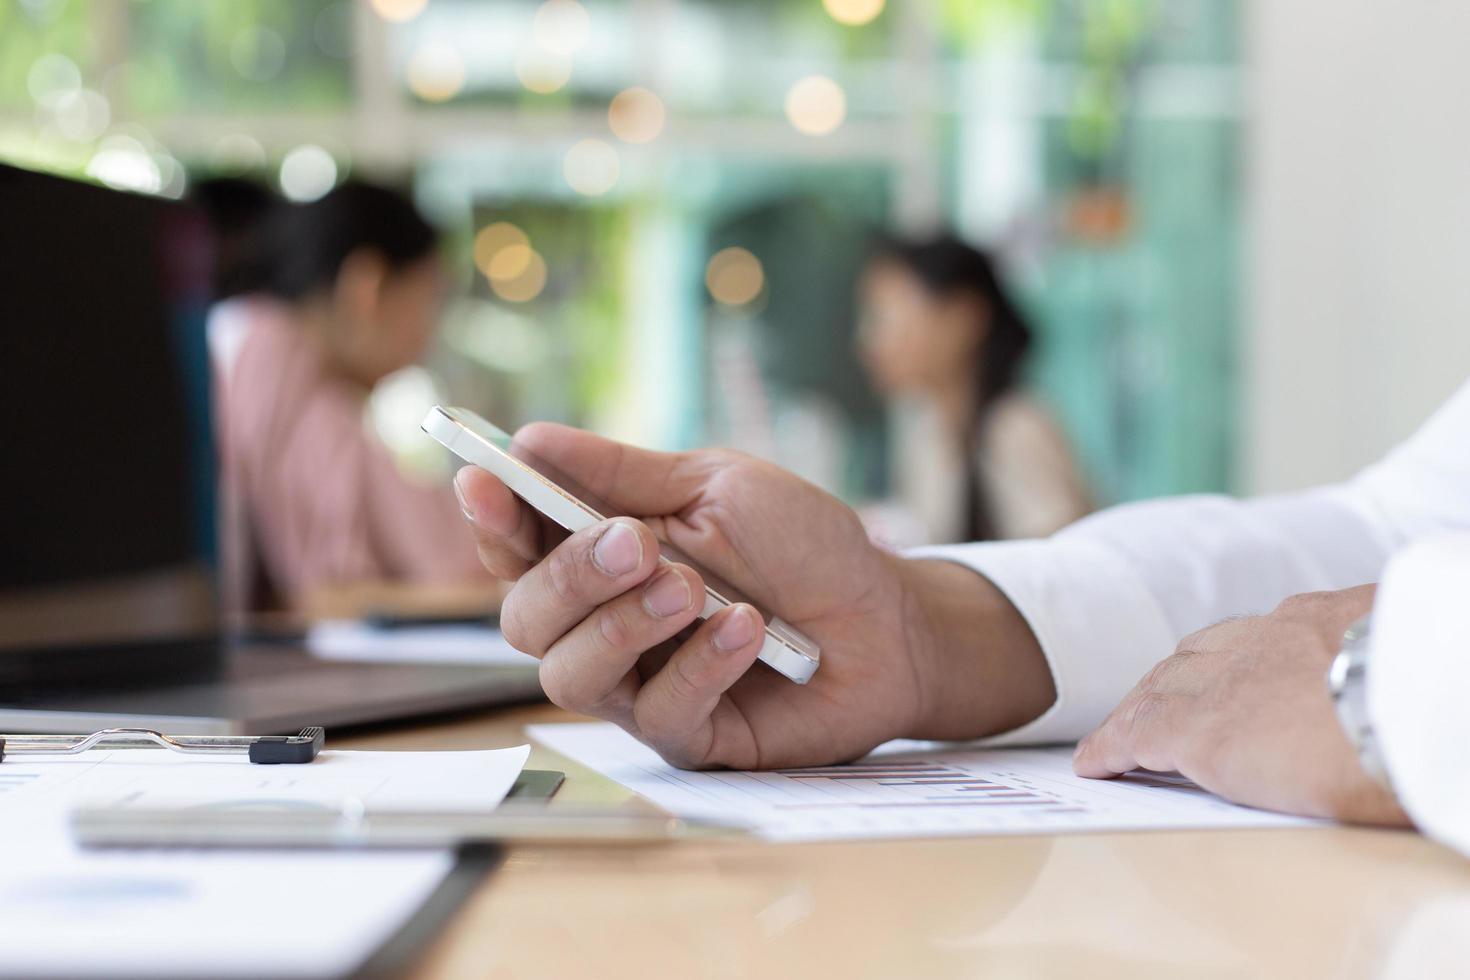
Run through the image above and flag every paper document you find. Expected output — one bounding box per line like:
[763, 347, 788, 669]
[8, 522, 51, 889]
[0, 841, 453, 979]
[0, 745, 530, 814]
[307, 619, 538, 666]
[0, 746, 527, 977]
[529, 723, 1316, 842]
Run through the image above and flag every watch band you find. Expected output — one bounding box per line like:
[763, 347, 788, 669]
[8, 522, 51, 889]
[1327, 615, 1395, 790]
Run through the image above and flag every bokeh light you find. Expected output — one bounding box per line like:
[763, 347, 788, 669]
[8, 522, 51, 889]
[490, 249, 549, 303]
[473, 222, 530, 277]
[784, 75, 847, 136]
[823, 0, 886, 27]
[487, 243, 534, 281]
[532, 0, 591, 56]
[26, 53, 81, 109]
[705, 247, 765, 307]
[369, 0, 427, 24]
[563, 139, 620, 196]
[86, 135, 162, 195]
[516, 47, 572, 94]
[279, 144, 338, 202]
[608, 87, 666, 144]
[52, 89, 110, 143]
[369, 365, 451, 477]
[210, 133, 268, 174]
[406, 41, 466, 102]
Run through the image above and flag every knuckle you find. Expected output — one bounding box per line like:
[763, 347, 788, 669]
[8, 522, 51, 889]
[475, 543, 525, 582]
[539, 652, 622, 717]
[1138, 656, 1180, 693]
[543, 539, 586, 605]
[633, 717, 698, 770]
[699, 449, 763, 486]
[594, 602, 640, 653]
[630, 698, 668, 743]
[1138, 661, 1168, 691]
[661, 654, 705, 707]
[637, 728, 695, 769]
[702, 447, 747, 470]
[1150, 649, 1200, 686]
[537, 657, 575, 708]
[1276, 591, 1328, 615]
[498, 597, 539, 656]
[1174, 629, 1212, 656]
[659, 747, 704, 771]
[538, 658, 593, 714]
[1123, 690, 1174, 737]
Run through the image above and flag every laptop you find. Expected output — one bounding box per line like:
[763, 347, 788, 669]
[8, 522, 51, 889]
[0, 164, 542, 734]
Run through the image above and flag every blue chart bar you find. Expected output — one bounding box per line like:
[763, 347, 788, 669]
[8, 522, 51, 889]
[0, 772, 41, 795]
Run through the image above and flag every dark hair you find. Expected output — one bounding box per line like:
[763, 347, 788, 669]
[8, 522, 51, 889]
[189, 177, 281, 297]
[220, 180, 438, 301]
[869, 233, 1035, 541]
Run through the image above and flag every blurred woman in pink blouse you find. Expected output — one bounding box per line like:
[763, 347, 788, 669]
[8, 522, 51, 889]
[198, 180, 486, 611]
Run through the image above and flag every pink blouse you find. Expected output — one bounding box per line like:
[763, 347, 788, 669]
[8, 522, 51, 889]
[211, 299, 486, 610]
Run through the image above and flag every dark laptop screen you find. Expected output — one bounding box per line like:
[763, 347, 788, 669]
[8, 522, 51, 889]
[0, 164, 218, 650]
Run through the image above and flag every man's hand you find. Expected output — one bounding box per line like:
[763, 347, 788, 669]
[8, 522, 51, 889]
[1073, 586, 1409, 824]
[454, 423, 1056, 770]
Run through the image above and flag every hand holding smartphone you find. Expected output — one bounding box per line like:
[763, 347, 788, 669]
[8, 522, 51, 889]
[422, 407, 820, 684]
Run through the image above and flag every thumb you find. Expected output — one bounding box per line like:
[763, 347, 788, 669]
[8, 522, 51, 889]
[511, 422, 706, 519]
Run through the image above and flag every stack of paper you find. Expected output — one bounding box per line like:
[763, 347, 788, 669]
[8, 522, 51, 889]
[0, 746, 529, 978]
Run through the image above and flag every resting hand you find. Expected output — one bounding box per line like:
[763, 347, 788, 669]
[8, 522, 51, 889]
[454, 424, 1054, 770]
[1073, 587, 1409, 823]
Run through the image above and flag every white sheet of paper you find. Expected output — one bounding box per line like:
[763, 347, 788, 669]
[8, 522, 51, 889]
[306, 620, 537, 666]
[529, 723, 1317, 842]
[0, 834, 454, 979]
[0, 744, 531, 814]
[0, 746, 528, 977]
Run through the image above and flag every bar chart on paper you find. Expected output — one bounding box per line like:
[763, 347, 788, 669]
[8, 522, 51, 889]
[528, 724, 1317, 842]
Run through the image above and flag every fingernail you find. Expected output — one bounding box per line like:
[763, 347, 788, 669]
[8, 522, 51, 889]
[452, 469, 476, 524]
[592, 522, 642, 577]
[643, 568, 692, 618]
[714, 606, 756, 652]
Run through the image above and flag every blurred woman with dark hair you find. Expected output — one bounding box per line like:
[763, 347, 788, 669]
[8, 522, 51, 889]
[857, 233, 1092, 545]
[197, 179, 486, 610]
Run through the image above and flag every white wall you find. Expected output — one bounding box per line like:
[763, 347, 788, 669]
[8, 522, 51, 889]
[1243, 0, 1470, 493]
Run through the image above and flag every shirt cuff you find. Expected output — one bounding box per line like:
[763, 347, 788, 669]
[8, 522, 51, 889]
[909, 538, 1179, 745]
[1369, 534, 1470, 857]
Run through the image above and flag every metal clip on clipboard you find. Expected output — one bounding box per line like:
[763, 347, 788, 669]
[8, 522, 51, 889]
[0, 727, 325, 764]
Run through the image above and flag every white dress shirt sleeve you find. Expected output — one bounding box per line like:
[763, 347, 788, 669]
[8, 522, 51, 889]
[1370, 534, 1470, 858]
[913, 379, 1470, 745]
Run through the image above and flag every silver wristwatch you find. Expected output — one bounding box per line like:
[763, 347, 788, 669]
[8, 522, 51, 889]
[1327, 614, 1394, 790]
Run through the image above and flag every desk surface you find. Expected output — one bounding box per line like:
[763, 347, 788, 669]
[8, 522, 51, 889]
[337, 702, 1470, 980]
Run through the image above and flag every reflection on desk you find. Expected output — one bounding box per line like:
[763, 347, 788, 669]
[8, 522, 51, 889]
[336, 703, 1470, 980]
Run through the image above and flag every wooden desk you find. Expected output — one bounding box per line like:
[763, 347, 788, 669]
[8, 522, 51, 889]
[339, 704, 1470, 980]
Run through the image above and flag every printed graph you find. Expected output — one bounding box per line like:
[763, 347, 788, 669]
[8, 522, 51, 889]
[769, 760, 1087, 814]
[529, 723, 1318, 842]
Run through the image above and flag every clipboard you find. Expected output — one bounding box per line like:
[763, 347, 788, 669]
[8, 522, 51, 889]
[353, 844, 503, 980]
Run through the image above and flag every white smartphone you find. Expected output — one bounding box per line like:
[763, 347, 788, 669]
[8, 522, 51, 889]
[422, 406, 821, 684]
